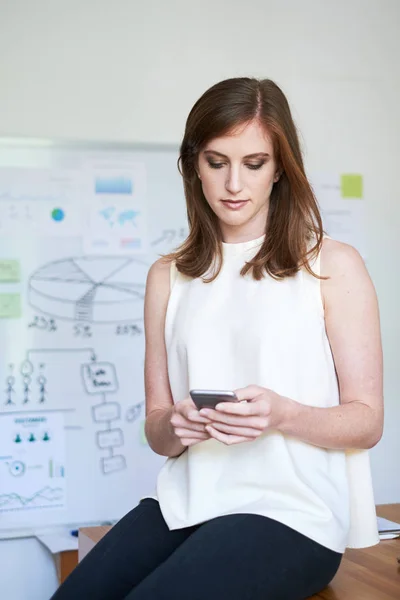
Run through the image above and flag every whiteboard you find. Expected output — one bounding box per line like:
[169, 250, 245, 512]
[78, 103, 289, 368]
[0, 138, 187, 538]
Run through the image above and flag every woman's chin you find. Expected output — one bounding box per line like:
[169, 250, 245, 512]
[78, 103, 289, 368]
[218, 212, 251, 228]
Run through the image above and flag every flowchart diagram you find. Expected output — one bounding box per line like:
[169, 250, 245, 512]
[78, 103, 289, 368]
[2, 347, 144, 476]
[80, 358, 126, 475]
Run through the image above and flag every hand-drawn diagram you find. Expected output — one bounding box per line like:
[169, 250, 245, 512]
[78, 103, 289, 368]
[4, 362, 47, 406]
[126, 402, 143, 423]
[81, 360, 127, 475]
[3, 347, 127, 475]
[28, 256, 149, 323]
[5, 366, 16, 406]
[151, 227, 187, 248]
[0, 412, 66, 513]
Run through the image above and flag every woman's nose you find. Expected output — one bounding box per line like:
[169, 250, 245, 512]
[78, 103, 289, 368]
[225, 167, 244, 195]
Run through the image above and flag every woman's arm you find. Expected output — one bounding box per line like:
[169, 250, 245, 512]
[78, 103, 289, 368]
[143, 259, 186, 457]
[280, 238, 384, 449]
[204, 239, 384, 450]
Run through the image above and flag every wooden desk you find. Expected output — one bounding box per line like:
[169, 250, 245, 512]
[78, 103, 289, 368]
[60, 505, 400, 597]
[56, 526, 112, 583]
[55, 549, 79, 585]
[310, 504, 400, 599]
[79, 525, 112, 562]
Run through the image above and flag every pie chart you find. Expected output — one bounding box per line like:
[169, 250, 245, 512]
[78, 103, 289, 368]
[28, 256, 149, 323]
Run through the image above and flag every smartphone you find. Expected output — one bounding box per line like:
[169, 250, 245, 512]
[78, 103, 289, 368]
[189, 389, 239, 410]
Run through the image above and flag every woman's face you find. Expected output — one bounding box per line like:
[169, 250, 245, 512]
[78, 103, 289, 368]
[197, 119, 279, 241]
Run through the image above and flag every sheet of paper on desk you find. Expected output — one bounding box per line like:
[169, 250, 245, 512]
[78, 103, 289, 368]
[37, 530, 78, 553]
[379, 533, 400, 540]
[377, 516, 400, 534]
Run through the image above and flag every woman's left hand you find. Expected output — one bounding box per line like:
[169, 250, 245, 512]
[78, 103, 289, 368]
[199, 385, 292, 445]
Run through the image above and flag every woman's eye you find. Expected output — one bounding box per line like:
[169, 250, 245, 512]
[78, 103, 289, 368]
[246, 163, 264, 170]
[206, 161, 265, 170]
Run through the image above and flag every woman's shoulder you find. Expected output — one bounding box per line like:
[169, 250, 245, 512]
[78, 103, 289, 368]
[144, 258, 175, 321]
[320, 237, 366, 280]
[147, 257, 173, 277]
[319, 238, 375, 314]
[146, 257, 174, 293]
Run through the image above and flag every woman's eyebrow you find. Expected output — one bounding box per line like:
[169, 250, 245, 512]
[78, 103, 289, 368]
[204, 150, 270, 159]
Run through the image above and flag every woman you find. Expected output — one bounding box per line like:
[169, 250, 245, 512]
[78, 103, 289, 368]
[52, 77, 383, 600]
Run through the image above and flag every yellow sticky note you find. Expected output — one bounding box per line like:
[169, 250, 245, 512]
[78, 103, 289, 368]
[341, 174, 363, 198]
[0, 294, 22, 318]
[0, 260, 20, 282]
[139, 421, 148, 445]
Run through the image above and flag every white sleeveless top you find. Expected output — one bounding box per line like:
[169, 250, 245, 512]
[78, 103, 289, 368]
[155, 235, 379, 553]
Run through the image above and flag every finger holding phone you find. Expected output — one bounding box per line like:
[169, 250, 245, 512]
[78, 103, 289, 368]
[197, 385, 292, 446]
[169, 396, 212, 448]
[189, 388, 254, 445]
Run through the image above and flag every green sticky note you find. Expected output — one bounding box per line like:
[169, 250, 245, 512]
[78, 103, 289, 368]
[0, 260, 20, 282]
[0, 294, 22, 318]
[341, 174, 363, 198]
[139, 421, 148, 445]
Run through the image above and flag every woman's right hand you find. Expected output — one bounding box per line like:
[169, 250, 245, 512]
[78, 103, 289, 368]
[170, 397, 211, 447]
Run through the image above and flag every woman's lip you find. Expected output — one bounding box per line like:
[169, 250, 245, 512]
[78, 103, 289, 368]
[221, 200, 249, 210]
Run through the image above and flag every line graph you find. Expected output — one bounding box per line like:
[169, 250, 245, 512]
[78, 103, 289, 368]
[0, 486, 64, 511]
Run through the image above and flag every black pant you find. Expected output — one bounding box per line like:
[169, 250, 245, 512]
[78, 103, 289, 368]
[51, 499, 342, 600]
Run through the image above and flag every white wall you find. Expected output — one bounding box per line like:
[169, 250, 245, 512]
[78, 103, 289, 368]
[0, 1, 399, 598]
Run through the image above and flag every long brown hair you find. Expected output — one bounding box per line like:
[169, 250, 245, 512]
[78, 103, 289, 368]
[165, 77, 324, 281]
